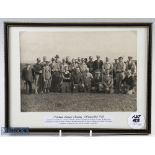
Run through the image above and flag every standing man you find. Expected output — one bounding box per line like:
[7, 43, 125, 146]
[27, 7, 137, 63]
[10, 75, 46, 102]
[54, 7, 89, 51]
[61, 58, 68, 73]
[79, 58, 88, 73]
[102, 57, 113, 75]
[71, 58, 79, 72]
[41, 56, 47, 67]
[66, 56, 72, 72]
[52, 55, 62, 92]
[22, 64, 34, 94]
[93, 55, 103, 73]
[77, 57, 81, 64]
[33, 58, 43, 94]
[43, 60, 52, 93]
[93, 55, 103, 91]
[87, 56, 94, 75]
[113, 59, 118, 90]
[115, 56, 126, 93]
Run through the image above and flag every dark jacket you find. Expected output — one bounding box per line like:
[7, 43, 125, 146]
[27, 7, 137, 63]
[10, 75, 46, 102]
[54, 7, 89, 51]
[22, 67, 33, 82]
[93, 60, 103, 72]
[87, 61, 94, 73]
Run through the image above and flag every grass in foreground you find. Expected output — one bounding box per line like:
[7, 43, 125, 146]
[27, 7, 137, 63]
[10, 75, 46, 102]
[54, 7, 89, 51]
[21, 93, 137, 112]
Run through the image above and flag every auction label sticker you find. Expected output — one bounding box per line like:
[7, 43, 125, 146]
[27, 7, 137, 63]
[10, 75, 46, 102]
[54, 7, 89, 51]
[128, 113, 145, 129]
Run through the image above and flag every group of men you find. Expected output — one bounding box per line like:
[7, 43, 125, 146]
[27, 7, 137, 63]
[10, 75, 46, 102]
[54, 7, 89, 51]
[22, 54, 137, 95]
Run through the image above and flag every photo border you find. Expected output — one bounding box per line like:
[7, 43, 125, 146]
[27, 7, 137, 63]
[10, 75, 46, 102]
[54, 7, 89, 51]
[4, 22, 152, 135]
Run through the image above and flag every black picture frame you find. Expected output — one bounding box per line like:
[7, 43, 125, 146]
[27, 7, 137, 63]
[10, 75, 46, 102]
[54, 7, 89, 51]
[4, 22, 152, 135]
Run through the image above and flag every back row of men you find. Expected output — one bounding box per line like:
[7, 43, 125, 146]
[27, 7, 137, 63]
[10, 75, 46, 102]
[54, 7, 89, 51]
[22, 55, 137, 94]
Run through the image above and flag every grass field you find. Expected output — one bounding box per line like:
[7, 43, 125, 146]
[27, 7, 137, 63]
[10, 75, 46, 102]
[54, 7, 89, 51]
[21, 93, 137, 112]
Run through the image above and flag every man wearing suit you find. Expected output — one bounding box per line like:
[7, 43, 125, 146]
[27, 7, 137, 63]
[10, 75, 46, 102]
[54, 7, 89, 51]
[93, 55, 103, 73]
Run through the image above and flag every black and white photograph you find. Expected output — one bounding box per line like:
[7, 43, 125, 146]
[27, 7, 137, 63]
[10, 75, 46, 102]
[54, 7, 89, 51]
[20, 30, 137, 112]
[4, 22, 151, 134]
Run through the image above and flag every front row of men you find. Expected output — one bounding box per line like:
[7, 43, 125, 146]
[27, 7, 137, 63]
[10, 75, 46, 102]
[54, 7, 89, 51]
[22, 55, 136, 95]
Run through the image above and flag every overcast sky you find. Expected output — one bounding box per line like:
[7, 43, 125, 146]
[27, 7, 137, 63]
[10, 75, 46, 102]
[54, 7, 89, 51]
[20, 31, 137, 63]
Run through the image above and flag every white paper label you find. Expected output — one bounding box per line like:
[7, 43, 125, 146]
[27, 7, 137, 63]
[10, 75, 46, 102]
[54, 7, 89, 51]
[44, 114, 112, 127]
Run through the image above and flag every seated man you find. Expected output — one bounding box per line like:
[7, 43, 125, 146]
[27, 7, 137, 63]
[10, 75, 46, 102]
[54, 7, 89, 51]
[94, 70, 103, 92]
[102, 69, 113, 93]
[71, 68, 84, 93]
[121, 70, 135, 94]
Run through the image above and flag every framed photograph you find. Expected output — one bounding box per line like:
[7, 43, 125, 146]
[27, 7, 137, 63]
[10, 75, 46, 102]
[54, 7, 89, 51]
[5, 22, 152, 135]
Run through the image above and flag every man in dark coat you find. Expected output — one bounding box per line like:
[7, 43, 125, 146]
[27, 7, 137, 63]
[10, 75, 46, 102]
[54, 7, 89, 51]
[93, 55, 103, 73]
[22, 64, 34, 94]
[87, 56, 94, 75]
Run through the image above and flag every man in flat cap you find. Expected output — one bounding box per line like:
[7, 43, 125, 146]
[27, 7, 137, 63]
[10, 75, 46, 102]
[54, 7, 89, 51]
[115, 56, 126, 93]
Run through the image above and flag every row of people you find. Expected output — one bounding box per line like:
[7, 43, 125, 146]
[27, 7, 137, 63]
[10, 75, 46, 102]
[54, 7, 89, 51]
[22, 55, 136, 94]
